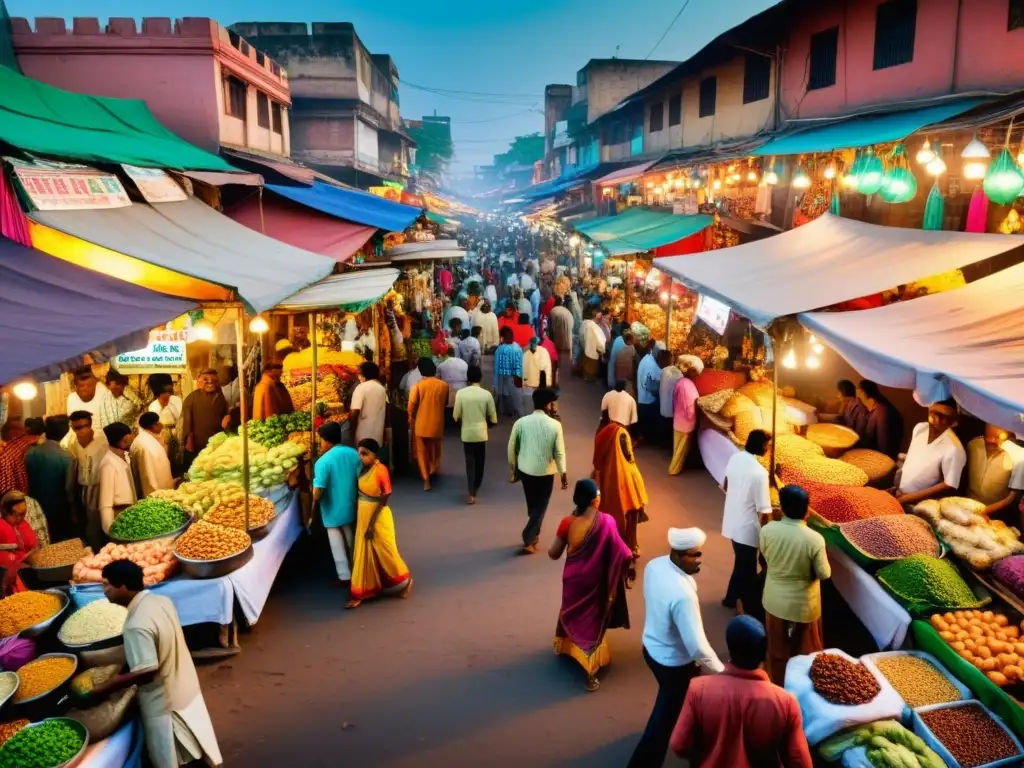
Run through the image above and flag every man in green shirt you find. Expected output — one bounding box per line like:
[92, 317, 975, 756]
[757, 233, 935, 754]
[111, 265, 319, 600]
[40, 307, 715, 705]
[759, 484, 831, 685]
[453, 366, 498, 506]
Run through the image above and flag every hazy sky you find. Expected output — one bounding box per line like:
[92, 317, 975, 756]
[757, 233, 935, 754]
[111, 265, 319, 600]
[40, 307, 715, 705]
[9, 0, 774, 172]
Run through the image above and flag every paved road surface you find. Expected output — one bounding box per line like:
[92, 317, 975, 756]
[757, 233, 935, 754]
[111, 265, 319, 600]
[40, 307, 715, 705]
[197, 372, 750, 767]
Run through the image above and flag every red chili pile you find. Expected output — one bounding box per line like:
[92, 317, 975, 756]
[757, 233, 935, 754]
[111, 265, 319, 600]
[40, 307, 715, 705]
[810, 652, 880, 705]
[807, 484, 904, 524]
[919, 704, 1021, 767]
[841, 515, 939, 559]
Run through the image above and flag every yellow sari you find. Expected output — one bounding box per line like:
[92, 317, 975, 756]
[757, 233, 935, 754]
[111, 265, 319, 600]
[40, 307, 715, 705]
[350, 461, 411, 601]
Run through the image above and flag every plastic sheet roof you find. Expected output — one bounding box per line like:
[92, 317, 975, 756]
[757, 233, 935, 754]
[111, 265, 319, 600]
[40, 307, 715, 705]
[595, 159, 659, 185]
[604, 214, 712, 256]
[276, 269, 400, 313]
[30, 198, 335, 313]
[0, 235, 192, 384]
[267, 180, 422, 232]
[800, 261, 1024, 434]
[654, 213, 1024, 328]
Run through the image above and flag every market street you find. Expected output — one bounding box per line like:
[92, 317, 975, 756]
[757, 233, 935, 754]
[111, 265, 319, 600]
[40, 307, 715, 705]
[196, 371, 730, 768]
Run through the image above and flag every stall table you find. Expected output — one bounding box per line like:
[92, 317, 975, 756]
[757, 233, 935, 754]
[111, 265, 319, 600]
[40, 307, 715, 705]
[78, 719, 143, 768]
[827, 544, 911, 650]
[698, 427, 739, 486]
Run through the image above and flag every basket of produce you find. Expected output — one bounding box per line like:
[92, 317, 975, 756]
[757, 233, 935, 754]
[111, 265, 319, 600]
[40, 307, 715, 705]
[173, 521, 253, 579]
[0, 671, 19, 711]
[824, 515, 944, 570]
[877, 556, 989, 617]
[806, 422, 861, 458]
[862, 651, 970, 713]
[911, 700, 1022, 768]
[72, 540, 178, 587]
[806, 484, 904, 529]
[57, 599, 127, 652]
[246, 412, 311, 448]
[784, 649, 904, 745]
[107, 499, 191, 544]
[817, 719, 946, 768]
[0, 589, 69, 639]
[0, 717, 88, 768]
[25, 540, 90, 584]
[913, 498, 1024, 570]
[10, 654, 78, 707]
[204, 494, 277, 541]
[839, 448, 897, 487]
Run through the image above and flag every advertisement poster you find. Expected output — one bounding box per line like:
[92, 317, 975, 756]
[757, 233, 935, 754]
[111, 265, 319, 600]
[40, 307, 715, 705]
[122, 164, 190, 203]
[9, 158, 131, 211]
[116, 329, 189, 371]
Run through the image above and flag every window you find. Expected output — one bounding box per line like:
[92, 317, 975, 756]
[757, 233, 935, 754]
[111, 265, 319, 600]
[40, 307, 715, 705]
[272, 103, 283, 134]
[225, 76, 246, 118]
[256, 92, 270, 129]
[668, 94, 682, 126]
[577, 68, 588, 87]
[873, 0, 917, 70]
[808, 26, 839, 90]
[256, 51, 265, 67]
[743, 53, 771, 103]
[1011, 0, 1024, 30]
[698, 76, 716, 118]
[649, 101, 664, 133]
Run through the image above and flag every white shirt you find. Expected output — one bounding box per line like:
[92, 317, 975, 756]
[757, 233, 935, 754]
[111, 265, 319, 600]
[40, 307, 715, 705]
[437, 357, 469, 407]
[641, 556, 725, 671]
[68, 433, 108, 487]
[130, 429, 174, 498]
[98, 449, 137, 533]
[899, 423, 967, 494]
[580, 319, 606, 359]
[522, 347, 553, 389]
[400, 368, 422, 396]
[659, 366, 683, 418]
[517, 298, 533, 321]
[149, 396, 183, 429]
[472, 309, 500, 350]
[601, 390, 638, 426]
[349, 379, 387, 445]
[722, 451, 772, 547]
[637, 354, 662, 406]
[444, 305, 471, 331]
[67, 383, 113, 425]
[484, 284, 498, 305]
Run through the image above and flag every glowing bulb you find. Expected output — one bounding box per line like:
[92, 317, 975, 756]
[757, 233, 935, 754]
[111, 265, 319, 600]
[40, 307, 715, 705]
[916, 140, 936, 165]
[782, 349, 797, 369]
[824, 165, 837, 180]
[249, 315, 270, 334]
[569, 235, 580, 247]
[764, 171, 779, 185]
[842, 173, 859, 188]
[602, 186, 614, 196]
[805, 355, 821, 370]
[792, 167, 812, 189]
[674, 178, 684, 189]
[747, 170, 758, 182]
[926, 156, 947, 176]
[964, 161, 987, 180]
[1018, 150, 1024, 168]
[11, 381, 38, 401]
[712, 179, 722, 190]
[660, 291, 670, 302]
[962, 134, 990, 159]
[194, 320, 214, 342]
[646, 182, 654, 189]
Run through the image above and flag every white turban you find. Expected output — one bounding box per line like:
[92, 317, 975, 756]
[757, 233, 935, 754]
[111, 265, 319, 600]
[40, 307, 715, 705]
[668, 527, 706, 551]
[676, 355, 704, 375]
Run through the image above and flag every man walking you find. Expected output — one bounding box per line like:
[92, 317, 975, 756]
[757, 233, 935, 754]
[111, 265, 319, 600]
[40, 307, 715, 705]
[493, 327, 524, 418]
[628, 527, 724, 768]
[453, 366, 497, 505]
[547, 296, 574, 362]
[313, 422, 361, 586]
[507, 388, 567, 554]
[408, 358, 450, 491]
[349, 362, 387, 446]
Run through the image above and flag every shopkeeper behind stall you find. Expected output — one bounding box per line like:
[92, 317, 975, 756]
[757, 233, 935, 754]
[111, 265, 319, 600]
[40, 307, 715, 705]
[966, 424, 1024, 517]
[893, 399, 966, 507]
[252, 363, 294, 421]
[98, 423, 136, 539]
[181, 370, 228, 465]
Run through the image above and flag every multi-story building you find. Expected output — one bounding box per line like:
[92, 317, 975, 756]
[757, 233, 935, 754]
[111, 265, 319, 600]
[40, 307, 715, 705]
[542, 84, 572, 180]
[11, 16, 292, 160]
[406, 113, 452, 183]
[228, 21, 413, 187]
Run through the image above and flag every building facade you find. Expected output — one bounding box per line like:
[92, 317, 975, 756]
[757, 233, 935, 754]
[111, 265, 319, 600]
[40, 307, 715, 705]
[543, 84, 572, 180]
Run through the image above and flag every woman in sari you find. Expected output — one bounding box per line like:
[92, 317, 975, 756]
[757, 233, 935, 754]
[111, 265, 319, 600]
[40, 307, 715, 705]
[549, 479, 632, 692]
[348, 439, 413, 609]
[593, 420, 649, 565]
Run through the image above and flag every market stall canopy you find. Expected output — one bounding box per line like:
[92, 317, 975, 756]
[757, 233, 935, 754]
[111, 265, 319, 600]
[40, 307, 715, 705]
[595, 159, 659, 186]
[29, 198, 335, 313]
[654, 213, 1024, 328]
[275, 268, 400, 313]
[225, 194, 375, 264]
[221, 148, 341, 187]
[800, 261, 1024, 434]
[579, 209, 675, 242]
[384, 240, 460, 257]
[604, 214, 712, 256]
[573, 207, 650, 235]
[183, 170, 263, 187]
[753, 98, 985, 156]
[0, 235, 192, 384]
[0, 65, 236, 171]
[267, 180, 422, 232]
[389, 249, 466, 263]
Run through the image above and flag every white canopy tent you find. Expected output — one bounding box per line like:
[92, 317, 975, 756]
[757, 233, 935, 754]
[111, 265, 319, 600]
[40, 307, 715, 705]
[654, 214, 1024, 328]
[275, 269, 400, 312]
[800, 261, 1024, 434]
[384, 239, 460, 257]
[388, 249, 466, 263]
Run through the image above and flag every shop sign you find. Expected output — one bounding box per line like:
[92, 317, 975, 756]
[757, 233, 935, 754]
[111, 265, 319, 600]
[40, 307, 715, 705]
[368, 185, 402, 202]
[122, 164, 190, 203]
[696, 294, 731, 335]
[8, 158, 131, 211]
[116, 329, 189, 370]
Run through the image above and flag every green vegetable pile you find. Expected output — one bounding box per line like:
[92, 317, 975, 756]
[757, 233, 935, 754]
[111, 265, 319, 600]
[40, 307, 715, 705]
[876, 554, 986, 615]
[108, 498, 189, 541]
[247, 412, 312, 447]
[0, 719, 84, 768]
[819, 720, 945, 768]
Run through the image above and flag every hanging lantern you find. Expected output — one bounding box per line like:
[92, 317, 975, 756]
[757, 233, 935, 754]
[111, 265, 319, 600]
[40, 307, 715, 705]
[857, 149, 885, 195]
[879, 144, 917, 204]
[764, 156, 778, 185]
[823, 161, 837, 180]
[982, 147, 1024, 204]
[922, 182, 945, 231]
[962, 133, 991, 159]
[792, 165, 811, 189]
[964, 161, 987, 180]
[915, 139, 936, 165]
[965, 186, 989, 233]
[926, 155, 947, 176]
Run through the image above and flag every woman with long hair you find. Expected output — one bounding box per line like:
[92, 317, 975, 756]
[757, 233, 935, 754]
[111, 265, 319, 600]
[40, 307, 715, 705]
[347, 439, 413, 609]
[593, 419, 649, 566]
[549, 479, 632, 692]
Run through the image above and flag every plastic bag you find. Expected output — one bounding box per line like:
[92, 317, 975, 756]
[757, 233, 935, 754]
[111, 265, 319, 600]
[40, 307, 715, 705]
[0, 635, 36, 671]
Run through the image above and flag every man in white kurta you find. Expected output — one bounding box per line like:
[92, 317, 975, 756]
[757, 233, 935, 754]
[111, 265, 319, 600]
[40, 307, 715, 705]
[130, 413, 174, 498]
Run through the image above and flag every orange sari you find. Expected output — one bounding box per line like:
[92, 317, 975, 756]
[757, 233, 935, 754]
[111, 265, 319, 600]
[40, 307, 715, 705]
[593, 422, 648, 555]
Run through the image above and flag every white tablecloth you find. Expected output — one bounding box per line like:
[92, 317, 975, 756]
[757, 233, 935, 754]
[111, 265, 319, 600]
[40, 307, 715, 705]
[827, 544, 911, 650]
[78, 719, 143, 768]
[698, 427, 739, 486]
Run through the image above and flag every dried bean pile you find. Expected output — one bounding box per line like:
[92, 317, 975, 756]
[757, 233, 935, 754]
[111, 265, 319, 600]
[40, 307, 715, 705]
[839, 448, 896, 484]
[810, 653, 880, 705]
[807, 484, 904, 524]
[26, 539, 88, 569]
[780, 456, 868, 488]
[873, 655, 962, 708]
[841, 515, 939, 559]
[919, 704, 1020, 767]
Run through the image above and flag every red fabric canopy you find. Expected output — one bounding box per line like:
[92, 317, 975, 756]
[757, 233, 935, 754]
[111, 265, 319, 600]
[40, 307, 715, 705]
[226, 193, 376, 264]
[652, 231, 704, 257]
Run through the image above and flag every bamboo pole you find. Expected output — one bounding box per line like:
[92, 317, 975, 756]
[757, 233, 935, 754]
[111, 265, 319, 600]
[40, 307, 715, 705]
[664, 279, 674, 350]
[235, 307, 251, 533]
[770, 330, 779, 485]
[309, 312, 319, 471]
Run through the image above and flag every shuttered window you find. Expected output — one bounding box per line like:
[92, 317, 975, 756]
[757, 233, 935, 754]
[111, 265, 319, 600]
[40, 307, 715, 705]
[1010, 0, 1024, 30]
[256, 92, 270, 128]
[668, 94, 682, 126]
[699, 76, 717, 118]
[743, 53, 771, 103]
[808, 26, 839, 90]
[649, 101, 664, 133]
[873, 0, 917, 70]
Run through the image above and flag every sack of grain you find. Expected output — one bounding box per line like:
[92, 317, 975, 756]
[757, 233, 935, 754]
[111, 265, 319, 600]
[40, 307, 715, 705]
[69, 664, 122, 702]
[66, 685, 137, 741]
[696, 389, 735, 415]
[720, 393, 758, 419]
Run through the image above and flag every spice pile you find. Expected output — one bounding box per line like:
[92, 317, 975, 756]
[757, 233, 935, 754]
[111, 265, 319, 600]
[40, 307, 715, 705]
[0, 720, 84, 768]
[779, 456, 869, 488]
[876, 555, 984, 613]
[0, 721, 28, 747]
[805, 423, 860, 454]
[807, 484, 904, 524]
[12, 657, 76, 703]
[205, 495, 276, 530]
[0, 674, 17, 702]
[810, 653, 880, 705]
[72, 539, 178, 587]
[839, 449, 896, 485]
[839, 516, 940, 560]
[58, 600, 128, 646]
[0, 591, 63, 637]
[914, 497, 1024, 570]
[108, 499, 189, 541]
[26, 540, 89, 569]
[930, 610, 1024, 687]
[174, 520, 251, 561]
[918, 704, 1021, 767]
[873, 655, 963, 707]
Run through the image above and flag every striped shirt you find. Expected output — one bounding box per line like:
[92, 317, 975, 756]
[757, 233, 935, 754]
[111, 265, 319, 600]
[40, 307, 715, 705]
[508, 410, 566, 477]
[493, 342, 523, 386]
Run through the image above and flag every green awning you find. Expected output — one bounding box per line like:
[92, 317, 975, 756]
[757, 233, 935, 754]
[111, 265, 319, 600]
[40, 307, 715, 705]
[426, 211, 451, 225]
[0, 65, 235, 170]
[605, 214, 713, 256]
[574, 207, 648, 235]
[579, 209, 670, 242]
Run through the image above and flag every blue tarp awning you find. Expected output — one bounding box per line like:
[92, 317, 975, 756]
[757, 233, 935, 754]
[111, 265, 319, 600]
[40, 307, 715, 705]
[267, 180, 422, 232]
[752, 99, 985, 156]
[0, 235, 193, 384]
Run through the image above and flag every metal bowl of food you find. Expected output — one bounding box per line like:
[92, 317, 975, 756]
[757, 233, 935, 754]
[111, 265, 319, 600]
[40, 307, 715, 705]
[175, 543, 254, 580]
[10, 653, 78, 706]
[28, 562, 77, 584]
[3, 718, 91, 768]
[108, 516, 192, 545]
[26, 540, 90, 584]
[0, 670, 20, 712]
[247, 516, 277, 542]
[17, 588, 72, 639]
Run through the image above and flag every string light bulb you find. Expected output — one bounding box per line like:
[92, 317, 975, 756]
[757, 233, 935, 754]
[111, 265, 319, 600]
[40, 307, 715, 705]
[792, 166, 812, 189]
[248, 315, 270, 334]
[962, 134, 991, 159]
[11, 381, 38, 401]
[782, 348, 797, 369]
[916, 139, 936, 165]
[805, 355, 821, 370]
[747, 170, 758, 182]
[712, 179, 722, 190]
[808, 334, 824, 355]
[927, 156, 947, 176]
[824, 164, 837, 180]
[568, 235, 580, 247]
[193, 320, 214, 342]
[660, 291, 670, 302]
[764, 169, 779, 185]
[964, 161, 987, 180]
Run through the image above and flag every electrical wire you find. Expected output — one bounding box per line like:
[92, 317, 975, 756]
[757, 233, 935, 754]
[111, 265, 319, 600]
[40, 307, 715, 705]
[454, 108, 544, 124]
[399, 80, 538, 98]
[645, 0, 693, 60]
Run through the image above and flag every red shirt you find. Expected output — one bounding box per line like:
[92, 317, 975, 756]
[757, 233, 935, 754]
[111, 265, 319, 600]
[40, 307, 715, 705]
[512, 324, 536, 350]
[671, 665, 812, 768]
[541, 337, 559, 363]
[0, 517, 38, 569]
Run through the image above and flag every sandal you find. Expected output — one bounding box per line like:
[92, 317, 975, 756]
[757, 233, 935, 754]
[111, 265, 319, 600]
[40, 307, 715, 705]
[400, 577, 414, 599]
[345, 599, 361, 609]
[585, 676, 600, 692]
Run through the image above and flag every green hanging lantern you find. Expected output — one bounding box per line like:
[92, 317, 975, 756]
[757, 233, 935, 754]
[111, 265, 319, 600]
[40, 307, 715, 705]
[879, 144, 918, 204]
[982, 147, 1024, 205]
[857, 148, 885, 195]
[829, 187, 840, 215]
[922, 182, 944, 230]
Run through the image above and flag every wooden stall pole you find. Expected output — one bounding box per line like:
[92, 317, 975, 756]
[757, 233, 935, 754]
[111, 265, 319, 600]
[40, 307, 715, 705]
[309, 312, 319, 469]
[234, 307, 251, 533]
[770, 330, 779, 484]
[664, 279, 674, 350]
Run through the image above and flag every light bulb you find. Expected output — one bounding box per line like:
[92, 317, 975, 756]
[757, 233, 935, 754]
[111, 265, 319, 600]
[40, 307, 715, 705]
[194, 320, 214, 341]
[805, 355, 821, 370]
[11, 381, 38, 401]
[674, 178, 684, 189]
[660, 291, 669, 302]
[964, 161, 987, 180]
[712, 179, 722, 190]
[646, 182, 654, 189]
[824, 165, 837, 180]
[916, 140, 936, 165]
[962, 134, 991, 159]
[569, 235, 580, 247]
[764, 171, 779, 185]
[792, 168, 812, 189]
[782, 349, 797, 369]
[927, 156, 947, 176]
[248, 315, 270, 334]
[842, 173, 859, 188]
[747, 170, 758, 182]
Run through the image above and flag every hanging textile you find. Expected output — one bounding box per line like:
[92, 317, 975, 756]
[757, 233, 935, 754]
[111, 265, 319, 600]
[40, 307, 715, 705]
[0, 170, 29, 245]
[922, 183, 944, 231]
[966, 186, 989, 233]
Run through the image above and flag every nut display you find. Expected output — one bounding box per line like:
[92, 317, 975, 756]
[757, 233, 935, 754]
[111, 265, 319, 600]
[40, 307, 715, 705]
[877, 555, 983, 612]
[204, 495, 276, 531]
[58, 600, 128, 646]
[840, 515, 940, 560]
[839, 449, 896, 484]
[810, 652, 881, 705]
[929, 609, 1024, 686]
[696, 389, 735, 414]
[174, 520, 251, 561]
[108, 499, 189, 541]
[807, 484, 904, 524]
[151, 480, 242, 519]
[26, 539, 89, 569]
[873, 655, 963, 708]
[0, 591, 63, 637]
[918, 703, 1020, 767]
[12, 657, 76, 703]
[0, 721, 29, 747]
[0, 719, 84, 768]
[805, 422, 861, 452]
